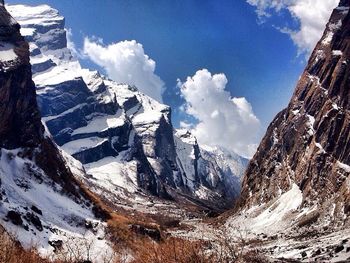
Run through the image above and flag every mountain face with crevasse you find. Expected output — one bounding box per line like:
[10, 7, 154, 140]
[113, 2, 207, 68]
[238, 0, 350, 228]
[0, 3, 112, 259]
[7, 4, 247, 212]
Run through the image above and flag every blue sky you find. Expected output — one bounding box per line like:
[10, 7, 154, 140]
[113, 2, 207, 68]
[7, 0, 336, 156]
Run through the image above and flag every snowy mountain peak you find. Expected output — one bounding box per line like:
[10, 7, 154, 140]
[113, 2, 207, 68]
[7, 4, 247, 213]
[6, 4, 72, 71]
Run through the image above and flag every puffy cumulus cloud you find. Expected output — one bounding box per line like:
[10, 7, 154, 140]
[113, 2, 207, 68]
[178, 69, 260, 158]
[247, 0, 338, 53]
[83, 38, 165, 102]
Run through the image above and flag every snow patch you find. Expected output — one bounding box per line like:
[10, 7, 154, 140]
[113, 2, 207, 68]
[306, 114, 315, 136]
[0, 42, 18, 62]
[337, 161, 350, 173]
[332, 103, 339, 110]
[33, 61, 82, 86]
[0, 148, 113, 262]
[292, 109, 300, 115]
[315, 142, 325, 154]
[332, 50, 343, 56]
[72, 112, 125, 136]
[85, 155, 139, 194]
[62, 137, 107, 155]
[227, 184, 303, 235]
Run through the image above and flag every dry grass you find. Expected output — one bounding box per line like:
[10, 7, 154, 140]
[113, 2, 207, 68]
[0, 180, 268, 263]
[0, 223, 268, 263]
[129, 236, 269, 263]
[0, 226, 51, 263]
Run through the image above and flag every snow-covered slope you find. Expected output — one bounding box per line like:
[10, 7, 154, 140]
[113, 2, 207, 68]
[0, 4, 112, 261]
[7, 4, 247, 212]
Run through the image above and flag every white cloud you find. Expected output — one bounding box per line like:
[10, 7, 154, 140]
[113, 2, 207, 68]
[247, 0, 338, 53]
[83, 38, 165, 102]
[66, 28, 82, 59]
[178, 69, 260, 158]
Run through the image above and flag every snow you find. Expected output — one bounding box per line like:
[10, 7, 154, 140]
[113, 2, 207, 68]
[332, 50, 343, 56]
[62, 137, 107, 155]
[80, 69, 105, 93]
[31, 54, 52, 64]
[20, 27, 35, 36]
[332, 103, 339, 110]
[132, 110, 163, 125]
[130, 93, 169, 126]
[315, 142, 326, 154]
[306, 114, 315, 136]
[175, 129, 197, 145]
[272, 128, 279, 145]
[337, 161, 350, 173]
[322, 20, 342, 45]
[227, 183, 303, 235]
[322, 32, 334, 45]
[84, 155, 139, 194]
[292, 109, 300, 115]
[6, 4, 64, 27]
[42, 103, 88, 122]
[0, 42, 17, 62]
[0, 148, 113, 262]
[72, 112, 125, 136]
[33, 61, 82, 86]
[195, 186, 213, 200]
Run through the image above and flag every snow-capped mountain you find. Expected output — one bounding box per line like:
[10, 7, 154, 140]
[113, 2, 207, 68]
[0, 3, 112, 260]
[229, 0, 350, 234]
[7, 4, 247, 212]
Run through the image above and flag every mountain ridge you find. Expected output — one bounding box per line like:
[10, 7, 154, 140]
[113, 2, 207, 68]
[7, 3, 248, 214]
[224, 1, 350, 248]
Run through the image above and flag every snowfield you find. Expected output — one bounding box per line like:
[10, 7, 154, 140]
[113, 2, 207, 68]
[0, 148, 114, 262]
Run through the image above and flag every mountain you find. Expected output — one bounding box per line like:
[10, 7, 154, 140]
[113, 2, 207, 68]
[7, 4, 247, 213]
[222, 2, 350, 261]
[227, 0, 350, 240]
[0, 3, 112, 260]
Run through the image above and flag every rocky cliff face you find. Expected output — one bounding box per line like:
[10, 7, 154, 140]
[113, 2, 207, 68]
[0, 4, 111, 258]
[239, 1, 350, 227]
[7, 4, 247, 211]
[0, 4, 42, 149]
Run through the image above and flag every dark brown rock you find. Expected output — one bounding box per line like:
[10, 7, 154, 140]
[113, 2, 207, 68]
[31, 205, 42, 215]
[25, 212, 43, 232]
[48, 239, 63, 252]
[7, 210, 22, 226]
[130, 223, 162, 241]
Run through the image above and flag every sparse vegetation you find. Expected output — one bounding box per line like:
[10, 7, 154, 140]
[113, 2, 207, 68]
[0, 226, 50, 263]
[0, 224, 268, 263]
